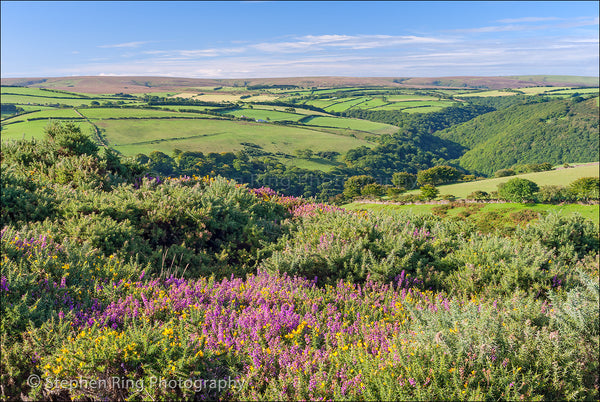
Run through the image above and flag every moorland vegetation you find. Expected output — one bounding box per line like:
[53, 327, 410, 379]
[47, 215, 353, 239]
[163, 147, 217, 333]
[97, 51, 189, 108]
[1, 119, 599, 400]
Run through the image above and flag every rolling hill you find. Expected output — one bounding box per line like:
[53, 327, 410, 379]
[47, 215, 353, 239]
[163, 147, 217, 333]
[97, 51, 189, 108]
[435, 97, 600, 176]
[2, 75, 597, 94]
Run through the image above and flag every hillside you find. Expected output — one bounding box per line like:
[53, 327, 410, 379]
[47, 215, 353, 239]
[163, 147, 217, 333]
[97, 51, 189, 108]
[2, 75, 596, 94]
[435, 97, 599, 176]
[402, 163, 599, 199]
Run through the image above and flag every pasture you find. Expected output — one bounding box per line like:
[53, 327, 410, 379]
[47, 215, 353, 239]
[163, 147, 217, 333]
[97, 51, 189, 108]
[405, 164, 599, 199]
[0, 94, 93, 107]
[0, 119, 94, 141]
[96, 118, 376, 161]
[459, 90, 518, 97]
[1, 108, 83, 124]
[300, 115, 398, 134]
[223, 108, 304, 122]
[78, 107, 206, 120]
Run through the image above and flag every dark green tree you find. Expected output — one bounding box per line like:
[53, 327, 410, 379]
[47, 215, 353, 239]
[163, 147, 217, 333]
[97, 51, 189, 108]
[343, 175, 376, 198]
[417, 165, 463, 185]
[391, 172, 417, 190]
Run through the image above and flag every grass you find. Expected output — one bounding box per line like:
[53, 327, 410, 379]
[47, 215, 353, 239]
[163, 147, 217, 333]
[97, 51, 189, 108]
[1, 86, 80, 97]
[1, 94, 96, 107]
[79, 107, 205, 120]
[324, 97, 373, 112]
[299, 115, 397, 134]
[459, 90, 518, 97]
[515, 86, 572, 95]
[96, 118, 375, 159]
[547, 88, 600, 95]
[250, 105, 330, 116]
[402, 106, 445, 113]
[1, 108, 83, 124]
[223, 108, 304, 122]
[406, 164, 599, 199]
[387, 95, 441, 101]
[0, 119, 95, 141]
[349, 97, 389, 110]
[344, 201, 600, 226]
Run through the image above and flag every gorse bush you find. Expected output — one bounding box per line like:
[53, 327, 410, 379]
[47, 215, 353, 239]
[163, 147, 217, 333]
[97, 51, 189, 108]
[1, 129, 598, 401]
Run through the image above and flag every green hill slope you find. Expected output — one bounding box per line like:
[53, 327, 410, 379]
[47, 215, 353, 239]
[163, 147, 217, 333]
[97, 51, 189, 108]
[435, 97, 599, 176]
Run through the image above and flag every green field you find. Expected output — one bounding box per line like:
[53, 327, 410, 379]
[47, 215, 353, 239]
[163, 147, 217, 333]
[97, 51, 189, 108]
[323, 97, 373, 112]
[96, 118, 376, 161]
[0, 94, 94, 107]
[1, 119, 95, 141]
[1, 108, 83, 124]
[299, 115, 397, 134]
[250, 105, 330, 116]
[224, 108, 304, 122]
[459, 90, 518, 97]
[344, 201, 600, 226]
[79, 107, 206, 120]
[406, 164, 599, 199]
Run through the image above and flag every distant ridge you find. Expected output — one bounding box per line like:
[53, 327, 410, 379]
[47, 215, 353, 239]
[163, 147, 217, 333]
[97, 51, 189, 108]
[1, 75, 597, 94]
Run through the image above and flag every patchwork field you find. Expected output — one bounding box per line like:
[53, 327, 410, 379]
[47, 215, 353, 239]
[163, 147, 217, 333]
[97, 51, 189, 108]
[95, 118, 376, 161]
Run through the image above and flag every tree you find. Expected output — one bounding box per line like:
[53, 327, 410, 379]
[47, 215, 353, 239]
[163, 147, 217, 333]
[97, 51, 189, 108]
[294, 148, 313, 159]
[494, 169, 515, 178]
[343, 175, 376, 199]
[148, 151, 174, 176]
[417, 165, 463, 186]
[420, 184, 439, 200]
[391, 172, 417, 190]
[361, 183, 385, 197]
[497, 178, 539, 202]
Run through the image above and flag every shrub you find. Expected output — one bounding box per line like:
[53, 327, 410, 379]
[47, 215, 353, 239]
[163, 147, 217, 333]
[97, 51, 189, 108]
[516, 213, 599, 263]
[498, 178, 539, 202]
[536, 185, 576, 204]
[466, 190, 490, 201]
[45, 121, 99, 157]
[569, 177, 600, 201]
[420, 184, 439, 201]
[494, 168, 516, 178]
[361, 183, 385, 197]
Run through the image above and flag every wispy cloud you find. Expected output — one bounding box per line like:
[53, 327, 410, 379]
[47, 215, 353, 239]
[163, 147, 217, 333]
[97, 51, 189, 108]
[251, 34, 453, 53]
[497, 17, 560, 24]
[98, 41, 150, 49]
[454, 16, 599, 34]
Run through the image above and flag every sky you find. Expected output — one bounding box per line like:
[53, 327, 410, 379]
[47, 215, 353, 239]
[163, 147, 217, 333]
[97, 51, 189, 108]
[1, 1, 598, 79]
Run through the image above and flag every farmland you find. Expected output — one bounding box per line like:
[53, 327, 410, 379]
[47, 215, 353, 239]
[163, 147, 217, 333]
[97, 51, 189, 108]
[404, 164, 600, 199]
[94, 118, 376, 161]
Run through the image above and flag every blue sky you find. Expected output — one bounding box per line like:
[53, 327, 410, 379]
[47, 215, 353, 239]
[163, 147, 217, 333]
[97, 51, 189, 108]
[1, 1, 598, 78]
